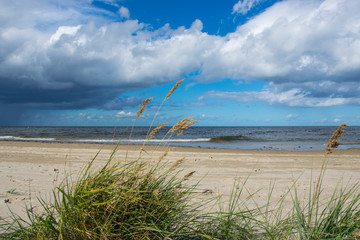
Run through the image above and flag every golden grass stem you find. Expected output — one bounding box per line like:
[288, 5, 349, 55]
[126, 97, 154, 162]
[183, 171, 196, 181]
[169, 157, 186, 171]
[138, 79, 185, 160]
[149, 122, 168, 140]
[325, 123, 348, 155]
[169, 117, 195, 133]
[308, 123, 349, 236]
[164, 78, 185, 102]
[137, 97, 154, 119]
[177, 121, 200, 136]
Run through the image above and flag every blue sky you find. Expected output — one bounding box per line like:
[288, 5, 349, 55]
[0, 0, 360, 126]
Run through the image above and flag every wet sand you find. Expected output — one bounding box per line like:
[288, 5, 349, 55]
[1, 141, 359, 219]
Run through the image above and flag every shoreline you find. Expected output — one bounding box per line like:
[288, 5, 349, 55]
[1, 140, 360, 156]
[1, 141, 360, 220]
[2, 139, 360, 152]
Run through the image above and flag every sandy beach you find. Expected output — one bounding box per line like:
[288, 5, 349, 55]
[1, 141, 360, 220]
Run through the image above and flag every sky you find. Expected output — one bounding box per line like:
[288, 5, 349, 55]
[0, 0, 360, 126]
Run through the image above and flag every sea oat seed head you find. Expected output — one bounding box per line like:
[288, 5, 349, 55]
[183, 171, 196, 181]
[164, 79, 185, 101]
[158, 148, 172, 164]
[149, 122, 168, 139]
[169, 157, 186, 171]
[136, 97, 154, 119]
[325, 123, 349, 154]
[168, 117, 195, 133]
[177, 120, 200, 136]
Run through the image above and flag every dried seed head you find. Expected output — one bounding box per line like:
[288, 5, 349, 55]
[183, 171, 196, 181]
[164, 79, 185, 101]
[325, 123, 348, 154]
[158, 148, 171, 164]
[169, 157, 186, 171]
[149, 122, 168, 139]
[177, 121, 200, 136]
[168, 117, 194, 133]
[136, 97, 154, 119]
[139, 147, 149, 156]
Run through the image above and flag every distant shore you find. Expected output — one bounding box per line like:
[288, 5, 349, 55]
[1, 141, 360, 219]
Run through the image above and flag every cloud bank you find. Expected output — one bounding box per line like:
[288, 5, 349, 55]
[0, 0, 360, 116]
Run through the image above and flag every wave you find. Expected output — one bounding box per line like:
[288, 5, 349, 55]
[0, 136, 210, 144]
[0, 136, 56, 141]
[74, 138, 211, 144]
[209, 135, 251, 142]
[133, 138, 210, 143]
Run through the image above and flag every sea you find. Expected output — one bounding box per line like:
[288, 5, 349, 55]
[0, 126, 359, 151]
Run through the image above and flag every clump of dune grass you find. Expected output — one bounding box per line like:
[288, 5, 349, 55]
[292, 180, 360, 239]
[195, 178, 262, 239]
[0, 151, 203, 239]
[0, 79, 203, 240]
[289, 123, 360, 239]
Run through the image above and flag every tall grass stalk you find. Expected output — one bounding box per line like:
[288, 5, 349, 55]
[126, 97, 154, 162]
[139, 78, 185, 155]
[310, 124, 349, 226]
[290, 123, 360, 239]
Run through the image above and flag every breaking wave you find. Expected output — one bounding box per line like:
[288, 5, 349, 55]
[209, 135, 251, 142]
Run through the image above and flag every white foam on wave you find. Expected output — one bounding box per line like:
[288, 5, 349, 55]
[0, 136, 56, 141]
[73, 139, 119, 143]
[0, 136, 14, 140]
[72, 138, 211, 144]
[130, 138, 211, 143]
[0, 135, 211, 144]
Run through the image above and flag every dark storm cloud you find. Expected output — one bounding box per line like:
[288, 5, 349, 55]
[0, 75, 123, 109]
[103, 96, 142, 110]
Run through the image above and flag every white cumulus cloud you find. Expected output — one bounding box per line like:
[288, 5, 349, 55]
[286, 114, 300, 120]
[200, 0, 360, 106]
[232, 0, 263, 15]
[119, 6, 130, 19]
[115, 111, 135, 118]
[203, 89, 360, 107]
[333, 117, 343, 123]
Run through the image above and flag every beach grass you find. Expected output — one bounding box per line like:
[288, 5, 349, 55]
[1, 80, 360, 239]
[0, 151, 203, 239]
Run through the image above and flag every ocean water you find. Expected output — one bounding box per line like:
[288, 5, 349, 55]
[0, 126, 359, 151]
